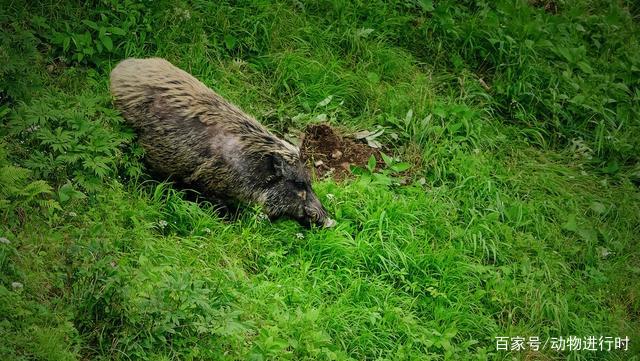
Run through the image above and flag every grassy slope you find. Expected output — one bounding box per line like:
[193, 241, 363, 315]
[1, 0, 639, 360]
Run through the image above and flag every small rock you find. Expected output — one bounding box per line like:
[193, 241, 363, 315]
[314, 160, 325, 167]
[340, 162, 351, 171]
[353, 130, 373, 139]
[11, 282, 23, 290]
[0, 237, 10, 245]
[323, 168, 335, 178]
[331, 150, 343, 160]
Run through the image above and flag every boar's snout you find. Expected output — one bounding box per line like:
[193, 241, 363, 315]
[303, 193, 336, 228]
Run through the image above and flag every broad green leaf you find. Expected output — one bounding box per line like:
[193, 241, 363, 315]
[366, 139, 382, 148]
[314, 113, 327, 122]
[577, 226, 598, 243]
[420, 0, 435, 11]
[366, 72, 380, 84]
[367, 154, 376, 172]
[405, 109, 413, 124]
[109, 26, 126, 36]
[448, 122, 463, 133]
[562, 214, 578, 232]
[381, 152, 394, 166]
[63, 37, 70, 52]
[81, 19, 99, 30]
[570, 94, 585, 104]
[372, 173, 392, 185]
[58, 181, 86, 204]
[100, 35, 113, 51]
[349, 165, 366, 176]
[224, 34, 236, 50]
[391, 162, 411, 173]
[577, 61, 593, 74]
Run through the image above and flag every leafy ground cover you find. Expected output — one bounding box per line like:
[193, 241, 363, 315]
[1, 0, 639, 360]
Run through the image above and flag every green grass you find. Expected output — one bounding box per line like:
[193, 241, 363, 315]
[1, 0, 639, 360]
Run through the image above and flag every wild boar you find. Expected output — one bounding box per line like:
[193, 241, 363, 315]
[110, 58, 335, 228]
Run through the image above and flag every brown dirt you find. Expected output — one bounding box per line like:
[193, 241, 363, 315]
[300, 124, 382, 181]
[529, 0, 558, 14]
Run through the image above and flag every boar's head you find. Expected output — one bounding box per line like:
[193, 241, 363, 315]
[255, 152, 336, 228]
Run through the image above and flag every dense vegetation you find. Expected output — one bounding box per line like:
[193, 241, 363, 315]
[1, 0, 639, 360]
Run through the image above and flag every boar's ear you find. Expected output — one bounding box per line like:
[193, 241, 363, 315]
[259, 153, 286, 178]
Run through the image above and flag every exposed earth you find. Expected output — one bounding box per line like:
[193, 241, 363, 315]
[299, 124, 381, 181]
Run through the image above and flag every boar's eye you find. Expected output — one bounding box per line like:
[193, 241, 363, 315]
[290, 180, 306, 189]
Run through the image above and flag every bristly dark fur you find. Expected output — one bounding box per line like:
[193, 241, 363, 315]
[109, 58, 334, 227]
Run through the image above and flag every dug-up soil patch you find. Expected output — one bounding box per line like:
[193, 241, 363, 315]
[300, 124, 381, 181]
[529, 0, 558, 13]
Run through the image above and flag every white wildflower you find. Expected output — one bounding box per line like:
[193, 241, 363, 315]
[174, 8, 191, 21]
[232, 58, 247, 68]
[158, 220, 168, 228]
[11, 282, 23, 290]
[68, 212, 77, 217]
[203, 227, 212, 234]
[296, 233, 304, 239]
